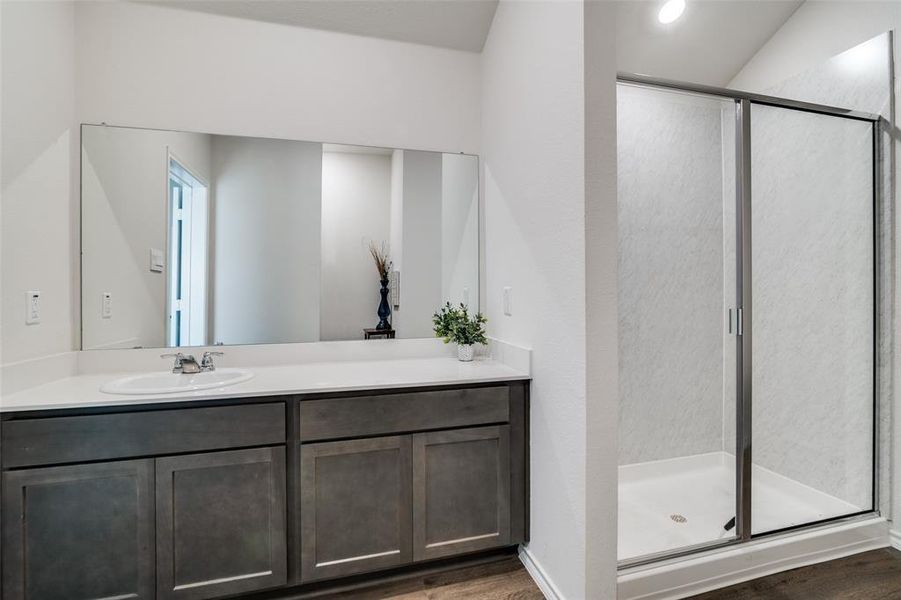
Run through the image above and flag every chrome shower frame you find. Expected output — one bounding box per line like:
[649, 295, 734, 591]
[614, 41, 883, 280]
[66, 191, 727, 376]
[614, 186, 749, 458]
[616, 72, 884, 570]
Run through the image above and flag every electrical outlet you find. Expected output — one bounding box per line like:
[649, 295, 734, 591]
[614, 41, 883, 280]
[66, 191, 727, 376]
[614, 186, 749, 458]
[102, 292, 113, 319]
[26, 291, 41, 325]
[503, 287, 513, 316]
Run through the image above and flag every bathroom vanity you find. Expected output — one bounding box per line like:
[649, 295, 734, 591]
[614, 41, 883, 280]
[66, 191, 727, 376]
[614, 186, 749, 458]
[0, 367, 529, 600]
[0, 60, 528, 599]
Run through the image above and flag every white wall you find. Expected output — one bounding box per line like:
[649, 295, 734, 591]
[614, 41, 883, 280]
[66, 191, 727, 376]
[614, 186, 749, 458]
[0, 0, 482, 365]
[1, 0, 77, 364]
[397, 150, 443, 339]
[441, 154, 480, 309]
[1, 0, 483, 366]
[320, 150, 392, 340]
[584, 1, 620, 594]
[729, 2, 901, 95]
[81, 126, 211, 350]
[212, 136, 322, 345]
[482, 1, 618, 597]
[74, 1, 480, 155]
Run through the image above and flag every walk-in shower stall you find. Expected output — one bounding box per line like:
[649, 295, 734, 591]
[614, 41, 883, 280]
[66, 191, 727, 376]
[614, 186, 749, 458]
[616, 75, 880, 565]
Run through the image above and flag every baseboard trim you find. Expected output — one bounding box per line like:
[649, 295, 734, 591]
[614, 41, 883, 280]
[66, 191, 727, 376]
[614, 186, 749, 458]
[618, 517, 890, 600]
[519, 547, 564, 600]
[889, 528, 901, 551]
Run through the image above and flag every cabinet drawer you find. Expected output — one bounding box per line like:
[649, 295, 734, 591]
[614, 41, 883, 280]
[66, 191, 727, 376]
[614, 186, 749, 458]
[298, 386, 509, 441]
[2, 402, 286, 468]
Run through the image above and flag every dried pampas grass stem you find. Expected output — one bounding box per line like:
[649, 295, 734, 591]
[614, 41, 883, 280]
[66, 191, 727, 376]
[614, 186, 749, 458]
[369, 241, 391, 280]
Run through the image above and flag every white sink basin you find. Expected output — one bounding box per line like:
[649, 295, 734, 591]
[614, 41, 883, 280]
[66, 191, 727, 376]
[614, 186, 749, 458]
[100, 368, 254, 395]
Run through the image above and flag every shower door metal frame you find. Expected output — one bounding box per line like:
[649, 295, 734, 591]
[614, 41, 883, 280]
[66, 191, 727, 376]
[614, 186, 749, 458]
[616, 72, 883, 569]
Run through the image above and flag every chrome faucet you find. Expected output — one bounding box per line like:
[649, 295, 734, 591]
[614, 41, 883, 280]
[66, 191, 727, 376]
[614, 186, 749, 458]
[161, 353, 202, 374]
[162, 351, 225, 374]
[200, 351, 224, 372]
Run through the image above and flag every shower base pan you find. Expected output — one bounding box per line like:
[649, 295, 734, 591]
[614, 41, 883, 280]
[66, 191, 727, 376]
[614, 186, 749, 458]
[617, 452, 886, 600]
[618, 451, 865, 561]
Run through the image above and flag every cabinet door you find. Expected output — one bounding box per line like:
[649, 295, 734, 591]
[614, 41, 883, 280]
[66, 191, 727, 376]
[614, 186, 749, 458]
[156, 447, 287, 600]
[413, 426, 511, 561]
[1, 460, 154, 600]
[300, 436, 412, 582]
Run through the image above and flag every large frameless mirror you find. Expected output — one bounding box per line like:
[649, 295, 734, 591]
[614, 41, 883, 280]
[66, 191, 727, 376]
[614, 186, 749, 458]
[80, 125, 479, 349]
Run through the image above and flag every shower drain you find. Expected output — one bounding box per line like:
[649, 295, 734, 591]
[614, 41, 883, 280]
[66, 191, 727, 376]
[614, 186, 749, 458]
[670, 514, 687, 524]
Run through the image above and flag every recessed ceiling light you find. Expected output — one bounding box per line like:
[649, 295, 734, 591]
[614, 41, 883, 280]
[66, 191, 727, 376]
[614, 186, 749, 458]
[658, 0, 686, 24]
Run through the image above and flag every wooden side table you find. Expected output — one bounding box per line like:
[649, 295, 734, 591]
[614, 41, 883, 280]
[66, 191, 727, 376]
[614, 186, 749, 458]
[363, 328, 396, 340]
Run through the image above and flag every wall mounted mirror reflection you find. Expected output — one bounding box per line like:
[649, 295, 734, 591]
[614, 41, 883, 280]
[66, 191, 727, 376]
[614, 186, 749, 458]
[81, 125, 479, 349]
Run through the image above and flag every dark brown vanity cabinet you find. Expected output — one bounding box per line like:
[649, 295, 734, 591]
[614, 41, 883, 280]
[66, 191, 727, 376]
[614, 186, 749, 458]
[296, 382, 528, 585]
[156, 447, 287, 600]
[0, 381, 528, 599]
[1, 460, 156, 600]
[299, 427, 514, 582]
[299, 436, 413, 581]
[1, 402, 288, 600]
[412, 426, 510, 561]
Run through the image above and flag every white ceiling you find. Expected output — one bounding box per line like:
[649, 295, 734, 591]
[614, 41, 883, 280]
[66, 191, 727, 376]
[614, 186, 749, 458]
[616, 0, 804, 87]
[145, 0, 499, 53]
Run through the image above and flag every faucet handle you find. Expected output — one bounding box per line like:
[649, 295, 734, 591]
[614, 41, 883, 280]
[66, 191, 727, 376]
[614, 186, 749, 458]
[161, 352, 189, 373]
[201, 351, 224, 370]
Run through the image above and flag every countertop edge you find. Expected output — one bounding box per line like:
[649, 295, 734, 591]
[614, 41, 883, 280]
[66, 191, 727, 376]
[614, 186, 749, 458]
[0, 359, 530, 414]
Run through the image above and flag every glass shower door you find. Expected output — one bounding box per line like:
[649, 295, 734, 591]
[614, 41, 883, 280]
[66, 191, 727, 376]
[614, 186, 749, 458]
[749, 103, 875, 535]
[616, 83, 740, 562]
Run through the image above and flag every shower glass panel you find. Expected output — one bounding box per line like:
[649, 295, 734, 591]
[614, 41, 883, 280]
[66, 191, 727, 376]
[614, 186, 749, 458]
[617, 83, 739, 562]
[749, 103, 875, 535]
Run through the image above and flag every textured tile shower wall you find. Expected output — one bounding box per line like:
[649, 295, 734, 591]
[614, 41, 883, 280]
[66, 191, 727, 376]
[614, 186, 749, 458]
[617, 85, 731, 465]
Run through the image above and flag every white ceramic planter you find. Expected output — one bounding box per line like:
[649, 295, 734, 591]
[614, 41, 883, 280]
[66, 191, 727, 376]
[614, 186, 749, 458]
[457, 344, 474, 362]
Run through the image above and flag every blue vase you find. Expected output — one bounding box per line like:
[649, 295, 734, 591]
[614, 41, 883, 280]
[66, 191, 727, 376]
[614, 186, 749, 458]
[376, 278, 391, 330]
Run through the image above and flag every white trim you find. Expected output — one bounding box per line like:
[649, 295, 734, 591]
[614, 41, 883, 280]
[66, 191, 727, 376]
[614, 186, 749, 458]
[618, 517, 889, 600]
[519, 546, 563, 600]
[889, 528, 901, 551]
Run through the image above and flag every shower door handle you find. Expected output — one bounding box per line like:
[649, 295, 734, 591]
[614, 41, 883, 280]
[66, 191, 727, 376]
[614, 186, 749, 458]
[728, 308, 743, 336]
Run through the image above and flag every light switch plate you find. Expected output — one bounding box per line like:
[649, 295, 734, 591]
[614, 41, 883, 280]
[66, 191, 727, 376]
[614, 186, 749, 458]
[503, 287, 513, 316]
[26, 291, 41, 325]
[101, 292, 113, 319]
[149, 248, 164, 272]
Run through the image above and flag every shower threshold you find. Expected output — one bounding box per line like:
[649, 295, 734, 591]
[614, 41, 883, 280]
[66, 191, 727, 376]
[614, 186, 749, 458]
[618, 452, 864, 562]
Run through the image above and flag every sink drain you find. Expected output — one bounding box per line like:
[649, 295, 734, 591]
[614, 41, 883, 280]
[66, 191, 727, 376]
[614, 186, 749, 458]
[670, 514, 687, 523]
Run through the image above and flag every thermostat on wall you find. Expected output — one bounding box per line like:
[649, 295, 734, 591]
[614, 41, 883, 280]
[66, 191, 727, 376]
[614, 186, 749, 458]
[391, 270, 400, 309]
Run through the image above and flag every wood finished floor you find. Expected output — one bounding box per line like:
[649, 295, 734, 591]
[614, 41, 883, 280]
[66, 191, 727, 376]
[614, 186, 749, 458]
[307, 548, 901, 600]
[688, 548, 901, 600]
[313, 556, 544, 600]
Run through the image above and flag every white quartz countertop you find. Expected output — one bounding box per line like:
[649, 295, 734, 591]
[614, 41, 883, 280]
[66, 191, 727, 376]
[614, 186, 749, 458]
[0, 357, 529, 413]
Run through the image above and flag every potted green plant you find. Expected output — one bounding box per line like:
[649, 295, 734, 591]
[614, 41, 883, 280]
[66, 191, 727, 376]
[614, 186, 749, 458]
[432, 302, 487, 362]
